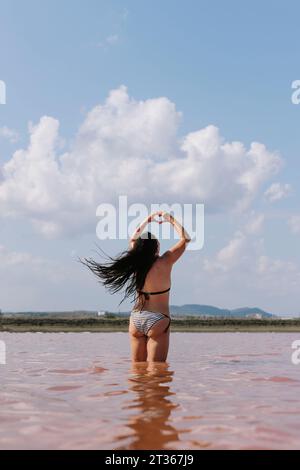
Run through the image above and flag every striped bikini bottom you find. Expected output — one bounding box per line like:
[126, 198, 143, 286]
[130, 310, 171, 336]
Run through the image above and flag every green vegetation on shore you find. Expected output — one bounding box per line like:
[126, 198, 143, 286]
[1, 316, 300, 332]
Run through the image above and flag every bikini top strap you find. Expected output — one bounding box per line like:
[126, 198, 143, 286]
[138, 287, 171, 296]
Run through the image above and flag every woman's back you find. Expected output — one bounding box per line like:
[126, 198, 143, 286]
[135, 254, 172, 315]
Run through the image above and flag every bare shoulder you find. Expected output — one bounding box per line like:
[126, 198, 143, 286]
[159, 251, 174, 265]
[160, 238, 188, 265]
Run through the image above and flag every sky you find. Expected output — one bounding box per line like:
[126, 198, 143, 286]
[0, 0, 299, 315]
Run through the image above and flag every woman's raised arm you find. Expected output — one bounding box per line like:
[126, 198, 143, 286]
[161, 212, 191, 264]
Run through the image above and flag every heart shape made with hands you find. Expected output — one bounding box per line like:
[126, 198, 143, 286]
[152, 213, 166, 224]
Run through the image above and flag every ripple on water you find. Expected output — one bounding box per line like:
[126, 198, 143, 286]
[46, 385, 83, 392]
[1, 332, 300, 450]
[252, 376, 300, 383]
[48, 369, 88, 375]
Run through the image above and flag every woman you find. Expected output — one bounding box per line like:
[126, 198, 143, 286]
[82, 211, 191, 362]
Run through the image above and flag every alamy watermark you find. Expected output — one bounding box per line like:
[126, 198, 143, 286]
[0, 80, 6, 104]
[96, 196, 204, 251]
[291, 80, 300, 105]
[0, 340, 6, 365]
[291, 340, 300, 365]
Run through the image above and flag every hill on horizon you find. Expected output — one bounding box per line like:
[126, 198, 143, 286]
[1, 305, 276, 318]
[168, 304, 275, 318]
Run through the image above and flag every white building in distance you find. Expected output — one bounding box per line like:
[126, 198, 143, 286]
[97, 311, 107, 317]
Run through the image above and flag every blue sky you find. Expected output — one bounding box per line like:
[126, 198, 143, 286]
[0, 0, 299, 315]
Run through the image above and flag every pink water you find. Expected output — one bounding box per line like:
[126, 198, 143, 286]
[0, 332, 300, 450]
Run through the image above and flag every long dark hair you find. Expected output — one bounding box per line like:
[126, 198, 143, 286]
[81, 232, 159, 311]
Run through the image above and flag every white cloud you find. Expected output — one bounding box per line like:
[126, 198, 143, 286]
[0, 244, 36, 266]
[244, 212, 265, 235]
[288, 215, 300, 234]
[97, 34, 119, 49]
[0, 244, 68, 282]
[0, 85, 283, 238]
[0, 244, 85, 311]
[203, 230, 257, 273]
[0, 126, 19, 143]
[264, 182, 291, 202]
[106, 34, 119, 45]
[203, 218, 300, 298]
[256, 255, 300, 294]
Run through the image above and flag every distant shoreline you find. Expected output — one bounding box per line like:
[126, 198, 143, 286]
[1, 317, 300, 333]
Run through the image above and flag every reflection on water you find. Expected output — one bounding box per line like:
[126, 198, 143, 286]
[118, 362, 179, 450]
[0, 332, 300, 449]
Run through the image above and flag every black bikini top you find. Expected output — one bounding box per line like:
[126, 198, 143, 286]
[138, 287, 171, 297]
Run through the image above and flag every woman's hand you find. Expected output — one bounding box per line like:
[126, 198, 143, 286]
[161, 211, 174, 224]
[150, 211, 174, 224]
[148, 211, 164, 224]
[142, 211, 174, 226]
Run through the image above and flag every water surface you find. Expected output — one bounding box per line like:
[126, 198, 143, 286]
[0, 332, 300, 449]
